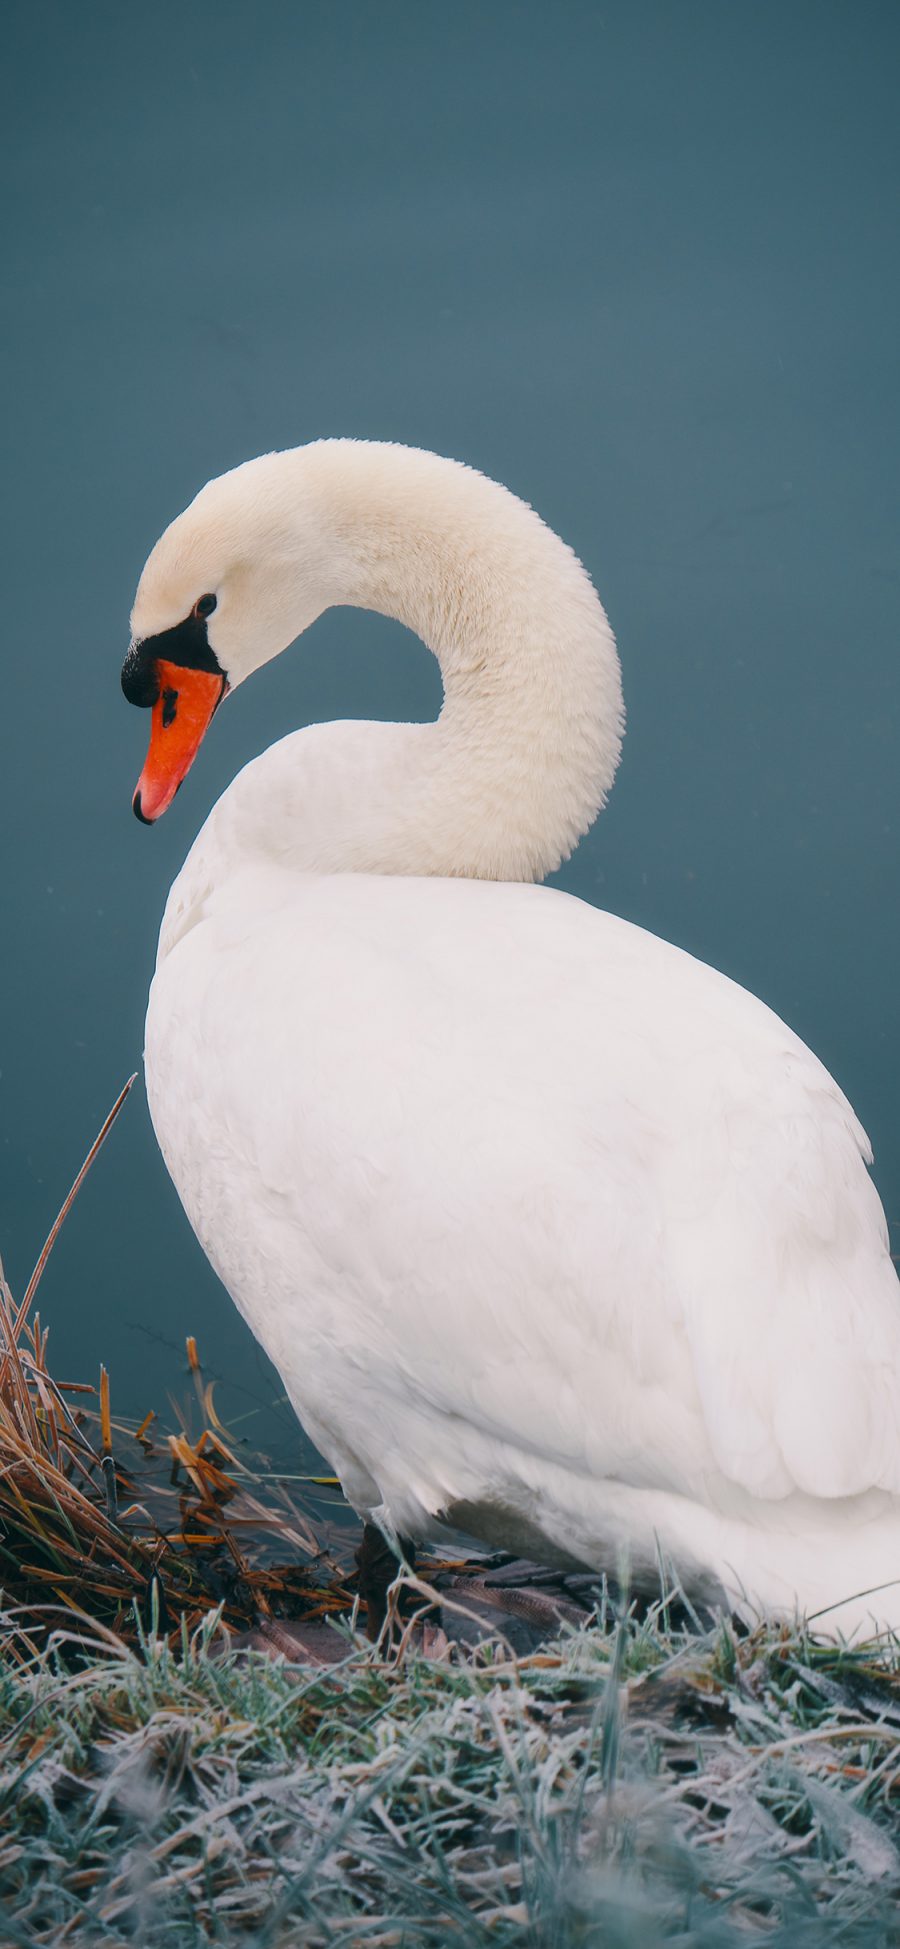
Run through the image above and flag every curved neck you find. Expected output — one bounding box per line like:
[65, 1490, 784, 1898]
[187, 442, 623, 888]
[285, 443, 623, 881]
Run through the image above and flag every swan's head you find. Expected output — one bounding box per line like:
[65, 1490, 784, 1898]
[121, 450, 344, 822]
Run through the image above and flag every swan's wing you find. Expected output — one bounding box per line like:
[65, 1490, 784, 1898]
[147, 872, 900, 1514]
[656, 982, 900, 1501]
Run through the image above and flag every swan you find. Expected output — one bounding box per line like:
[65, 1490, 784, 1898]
[122, 440, 900, 1638]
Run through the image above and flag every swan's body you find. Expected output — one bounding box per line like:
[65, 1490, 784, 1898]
[126, 441, 900, 1636]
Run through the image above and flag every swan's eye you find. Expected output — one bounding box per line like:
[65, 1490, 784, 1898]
[194, 593, 217, 620]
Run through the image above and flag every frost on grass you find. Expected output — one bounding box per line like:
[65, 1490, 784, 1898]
[1, 1602, 899, 1947]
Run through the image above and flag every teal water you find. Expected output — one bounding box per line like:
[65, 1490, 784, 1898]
[1, 1, 897, 1456]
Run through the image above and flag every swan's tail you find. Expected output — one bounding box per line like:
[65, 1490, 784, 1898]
[708, 1497, 900, 1642]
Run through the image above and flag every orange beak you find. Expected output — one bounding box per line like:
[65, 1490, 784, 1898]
[133, 659, 227, 823]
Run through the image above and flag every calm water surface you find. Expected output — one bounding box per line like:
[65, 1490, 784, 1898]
[1, 1, 897, 1463]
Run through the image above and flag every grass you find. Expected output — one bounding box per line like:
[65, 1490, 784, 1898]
[1, 1604, 900, 1944]
[2, 1090, 900, 1944]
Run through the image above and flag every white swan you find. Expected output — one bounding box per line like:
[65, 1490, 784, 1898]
[122, 440, 900, 1637]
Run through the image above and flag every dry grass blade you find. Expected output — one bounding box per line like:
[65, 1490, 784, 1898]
[20, 1074, 136, 1321]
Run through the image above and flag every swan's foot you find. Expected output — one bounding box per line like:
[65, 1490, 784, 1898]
[355, 1522, 417, 1641]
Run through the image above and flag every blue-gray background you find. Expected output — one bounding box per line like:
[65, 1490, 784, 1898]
[2, 1, 897, 1459]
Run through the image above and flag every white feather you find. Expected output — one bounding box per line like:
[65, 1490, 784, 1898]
[133, 441, 900, 1637]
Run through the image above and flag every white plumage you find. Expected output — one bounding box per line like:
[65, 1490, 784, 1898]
[127, 440, 900, 1636]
